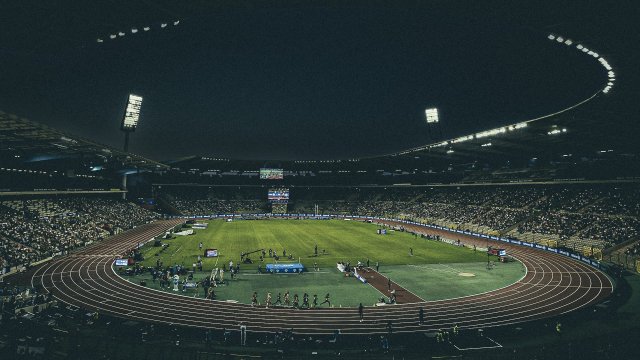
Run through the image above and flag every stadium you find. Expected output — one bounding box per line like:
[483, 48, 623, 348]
[0, 1, 639, 359]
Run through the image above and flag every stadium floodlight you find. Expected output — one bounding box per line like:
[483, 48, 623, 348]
[446, 149, 454, 154]
[110, 34, 117, 39]
[576, 44, 584, 49]
[547, 128, 566, 135]
[121, 94, 143, 132]
[564, 39, 573, 45]
[97, 38, 103, 43]
[556, 36, 564, 43]
[481, 142, 492, 147]
[452, 135, 473, 143]
[118, 32, 125, 37]
[161, 23, 168, 28]
[143, 27, 150, 31]
[173, 20, 180, 26]
[425, 108, 439, 123]
[131, 28, 138, 34]
[548, 34, 556, 40]
[476, 127, 506, 139]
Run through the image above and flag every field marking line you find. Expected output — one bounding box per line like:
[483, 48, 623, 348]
[172, 245, 183, 256]
[453, 336, 502, 351]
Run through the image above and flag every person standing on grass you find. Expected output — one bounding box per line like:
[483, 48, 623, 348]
[366, 258, 370, 268]
[376, 261, 379, 272]
[284, 291, 290, 307]
[293, 293, 299, 308]
[388, 277, 392, 291]
[358, 303, 364, 322]
[266, 292, 272, 308]
[410, 247, 413, 256]
[274, 293, 282, 306]
[313, 294, 318, 308]
[251, 292, 258, 307]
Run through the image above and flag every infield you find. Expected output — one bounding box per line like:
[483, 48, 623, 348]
[127, 219, 524, 306]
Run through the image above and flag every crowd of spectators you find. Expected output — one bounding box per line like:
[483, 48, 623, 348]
[577, 216, 640, 248]
[0, 197, 160, 270]
[625, 242, 640, 256]
[516, 211, 595, 239]
[171, 199, 266, 215]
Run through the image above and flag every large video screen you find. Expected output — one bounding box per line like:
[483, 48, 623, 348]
[260, 168, 283, 180]
[204, 249, 218, 258]
[268, 188, 290, 203]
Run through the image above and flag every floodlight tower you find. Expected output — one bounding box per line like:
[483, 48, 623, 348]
[120, 94, 143, 199]
[425, 107, 444, 140]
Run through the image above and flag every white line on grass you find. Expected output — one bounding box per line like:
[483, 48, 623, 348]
[453, 336, 502, 350]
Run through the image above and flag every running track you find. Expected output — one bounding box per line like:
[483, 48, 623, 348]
[31, 219, 613, 335]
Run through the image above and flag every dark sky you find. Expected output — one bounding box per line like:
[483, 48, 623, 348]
[0, 1, 616, 161]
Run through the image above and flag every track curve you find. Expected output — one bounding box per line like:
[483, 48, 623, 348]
[31, 219, 613, 335]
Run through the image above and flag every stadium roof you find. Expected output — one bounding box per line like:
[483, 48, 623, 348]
[0, 111, 168, 171]
[0, 1, 637, 162]
[0, 1, 637, 171]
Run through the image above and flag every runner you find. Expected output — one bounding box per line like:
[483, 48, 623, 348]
[321, 293, 331, 307]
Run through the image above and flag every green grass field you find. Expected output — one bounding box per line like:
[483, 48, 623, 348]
[139, 219, 489, 270]
[129, 219, 523, 306]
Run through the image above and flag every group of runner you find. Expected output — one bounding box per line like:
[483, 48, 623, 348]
[252, 291, 331, 309]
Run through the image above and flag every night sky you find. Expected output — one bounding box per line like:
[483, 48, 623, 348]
[0, 1, 618, 161]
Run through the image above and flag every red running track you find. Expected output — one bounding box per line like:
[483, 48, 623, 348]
[31, 219, 613, 335]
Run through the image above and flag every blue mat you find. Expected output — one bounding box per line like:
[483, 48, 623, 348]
[265, 263, 305, 273]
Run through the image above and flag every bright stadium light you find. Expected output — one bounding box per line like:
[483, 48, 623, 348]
[547, 128, 567, 135]
[564, 39, 573, 45]
[556, 36, 564, 43]
[576, 44, 584, 50]
[425, 108, 439, 123]
[131, 28, 138, 34]
[143, 27, 150, 31]
[161, 23, 168, 28]
[173, 20, 180, 26]
[121, 94, 143, 131]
